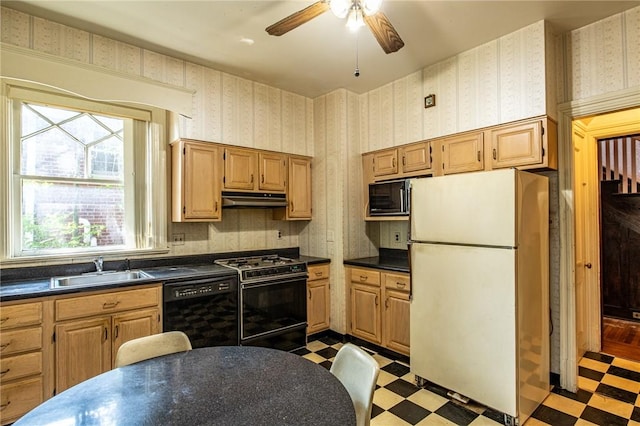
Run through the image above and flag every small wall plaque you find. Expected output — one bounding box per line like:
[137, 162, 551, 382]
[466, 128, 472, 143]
[424, 94, 436, 108]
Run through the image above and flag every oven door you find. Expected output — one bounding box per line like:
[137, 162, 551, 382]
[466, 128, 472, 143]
[241, 276, 307, 352]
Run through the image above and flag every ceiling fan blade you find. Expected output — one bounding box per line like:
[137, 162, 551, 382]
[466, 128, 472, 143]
[266, 1, 330, 36]
[364, 11, 405, 54]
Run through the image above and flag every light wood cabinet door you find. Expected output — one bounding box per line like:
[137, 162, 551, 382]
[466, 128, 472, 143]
[350, 283, 382, 344]
[400, 142, 431, 173]
[490, 120, 543, 168]
[112, 309, 160, 366]
[0, 377, 43, 424]
[373, 149, 398, 177]
[55, 317, 111, 392]
[441, 132, 484, 174]
[171, 140, 222, 222]
[259, 152, 286, 192]
[287, 156, 312, 219]
[224, 147, 257, 190]
[307, 279, 330, 335]
[383, 289, 410, 355]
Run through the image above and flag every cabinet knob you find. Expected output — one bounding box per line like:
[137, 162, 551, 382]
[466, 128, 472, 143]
[585, 263, 592, 269]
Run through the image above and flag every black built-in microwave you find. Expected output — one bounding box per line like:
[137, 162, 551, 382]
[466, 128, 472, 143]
[368, 178, 410, 216]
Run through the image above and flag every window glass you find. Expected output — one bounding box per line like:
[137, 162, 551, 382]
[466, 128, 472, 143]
[18, 101, 128, 253]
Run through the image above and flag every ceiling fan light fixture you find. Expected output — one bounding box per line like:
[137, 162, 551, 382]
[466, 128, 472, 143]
[346, 7, 365, 31]
[361, 0, 382, 16]
[330, 0, 351, 19]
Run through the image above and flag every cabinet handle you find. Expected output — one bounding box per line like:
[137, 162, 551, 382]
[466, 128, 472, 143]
[375, 295, 379, 306]
[104, 327, 108, 342]
[103, 301, 120, 309]
[250, 174, 254, 183]
[114, 325, 119, 339]
[477, 151, 481, 162]
[215, 201, 218, 212]
[492, 148, 497, 160]
[290, 201, 294, 212]
[392, 158, 396, 168]
[396, 281, 406, 288]
[0, 401, 10, 411]
[402, 156, 406, 166]
[385, 297, 389, 309]
[0, 368, 10, 377]
[308, 289, 312, 299]
[315, 272, 323, 277]
[0, 342, 11, 352]
[261, 174, 264, 184]
[0, 317, 8, 324]
[359, 275, 368, 281]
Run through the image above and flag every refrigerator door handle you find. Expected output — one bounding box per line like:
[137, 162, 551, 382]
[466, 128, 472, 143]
[408, 242, 413, 301]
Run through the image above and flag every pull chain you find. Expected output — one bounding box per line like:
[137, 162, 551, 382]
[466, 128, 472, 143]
[354, 31, 360, 77]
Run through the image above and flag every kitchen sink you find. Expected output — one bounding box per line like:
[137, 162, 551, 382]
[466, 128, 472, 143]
[50, 270, 151, 288]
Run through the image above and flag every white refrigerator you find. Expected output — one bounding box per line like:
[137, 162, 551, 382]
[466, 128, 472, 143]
[409, 169, 550, 425]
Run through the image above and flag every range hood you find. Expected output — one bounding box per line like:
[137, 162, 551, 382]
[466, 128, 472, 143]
[221, 191, 288, 208]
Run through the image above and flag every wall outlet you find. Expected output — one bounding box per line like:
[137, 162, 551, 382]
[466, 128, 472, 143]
[277, 230, 282, 240]
[394, 232, 400, 242]
[172, 233, 185, 245]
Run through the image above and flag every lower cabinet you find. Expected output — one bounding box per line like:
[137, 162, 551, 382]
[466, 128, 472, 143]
[348, 266, 410, 355]
[381, 272, 411, 355]
[54, 285, 161, 393]
[307, 263, 331, 335]
[0, 300, 53, 425]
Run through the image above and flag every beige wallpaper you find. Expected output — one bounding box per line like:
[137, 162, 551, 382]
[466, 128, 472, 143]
[2, 5, 638, 343]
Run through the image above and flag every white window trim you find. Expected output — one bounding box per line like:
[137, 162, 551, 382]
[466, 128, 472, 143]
[1, 79, 169, 266]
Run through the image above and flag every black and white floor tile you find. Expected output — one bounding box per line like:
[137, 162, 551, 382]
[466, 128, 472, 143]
[295, 336, 640, 426]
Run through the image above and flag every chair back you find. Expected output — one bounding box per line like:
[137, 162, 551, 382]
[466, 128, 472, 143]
[115, 331, 192, 367]
[330, 343, 380, 426]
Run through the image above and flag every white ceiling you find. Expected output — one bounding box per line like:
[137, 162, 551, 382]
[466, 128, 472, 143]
[4, 1, 639, 98]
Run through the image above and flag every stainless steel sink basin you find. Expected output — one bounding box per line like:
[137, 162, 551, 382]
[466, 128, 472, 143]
[51, 270, 151, 288]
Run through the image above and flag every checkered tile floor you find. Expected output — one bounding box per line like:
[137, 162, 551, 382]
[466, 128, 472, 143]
[295, 336, 640, 425]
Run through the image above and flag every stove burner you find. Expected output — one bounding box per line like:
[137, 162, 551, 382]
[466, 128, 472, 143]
[214, 255, 307, 283]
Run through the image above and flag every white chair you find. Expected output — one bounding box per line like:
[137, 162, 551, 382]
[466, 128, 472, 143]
[330, 343, 380, 426]
[115, 331, 192, 367]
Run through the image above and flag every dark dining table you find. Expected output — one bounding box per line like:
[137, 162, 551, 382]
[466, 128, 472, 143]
[14, 346, 356, 425]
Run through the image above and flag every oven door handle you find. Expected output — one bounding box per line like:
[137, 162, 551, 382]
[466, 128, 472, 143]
[241, 274, 308, 289]
[165, 276, 235, 288]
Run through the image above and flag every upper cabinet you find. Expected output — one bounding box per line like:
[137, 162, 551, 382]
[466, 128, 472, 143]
[361, 115, 557, 220]
[274, 155, 312, 220]
[367, 141, 433, 183]
[259, 152, 287, 192]
[223, 147, 257, 191]
[400, 142, 431, 173]
[172, 140, 310, 222]
[440, 131, 484, 175]
[172, 139, 222, 222]
[373, 149, 398, 177]
[488, 116, 557, 171]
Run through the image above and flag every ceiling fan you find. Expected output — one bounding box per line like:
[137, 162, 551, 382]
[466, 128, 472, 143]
[265, 0, 404, 54]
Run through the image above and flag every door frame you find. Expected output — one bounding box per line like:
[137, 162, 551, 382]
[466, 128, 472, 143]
[558, 87, 640, 392]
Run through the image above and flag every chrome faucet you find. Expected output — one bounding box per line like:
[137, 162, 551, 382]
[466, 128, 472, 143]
[93, 256, 104, 272]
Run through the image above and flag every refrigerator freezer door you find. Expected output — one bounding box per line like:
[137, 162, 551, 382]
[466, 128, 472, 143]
[410, 242, 518, 417]
[410, 169, 517, 247]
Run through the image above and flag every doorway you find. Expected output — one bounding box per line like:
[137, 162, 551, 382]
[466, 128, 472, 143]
[558, 90, 640, 393]
[572, 108, 640, 363]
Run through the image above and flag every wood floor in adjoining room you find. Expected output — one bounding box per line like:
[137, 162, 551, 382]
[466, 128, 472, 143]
[602, 317, 640, 362]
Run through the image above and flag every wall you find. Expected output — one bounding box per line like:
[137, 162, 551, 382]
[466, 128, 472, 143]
[1, 6, 315, 258]
[559, 7, 640, 103]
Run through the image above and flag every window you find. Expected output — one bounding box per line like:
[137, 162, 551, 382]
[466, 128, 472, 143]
[3, 83, 167, 260]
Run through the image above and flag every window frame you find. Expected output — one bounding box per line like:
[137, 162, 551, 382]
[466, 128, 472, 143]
[1, 80, 169, 265]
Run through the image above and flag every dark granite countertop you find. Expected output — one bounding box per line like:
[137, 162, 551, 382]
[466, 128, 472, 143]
[0, 249, 331, 302]
[13, 346, 356, 426]
[344, 248, 409, 273]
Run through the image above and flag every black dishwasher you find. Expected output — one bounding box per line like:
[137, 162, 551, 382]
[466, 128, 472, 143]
[163, 275, 239, 348]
